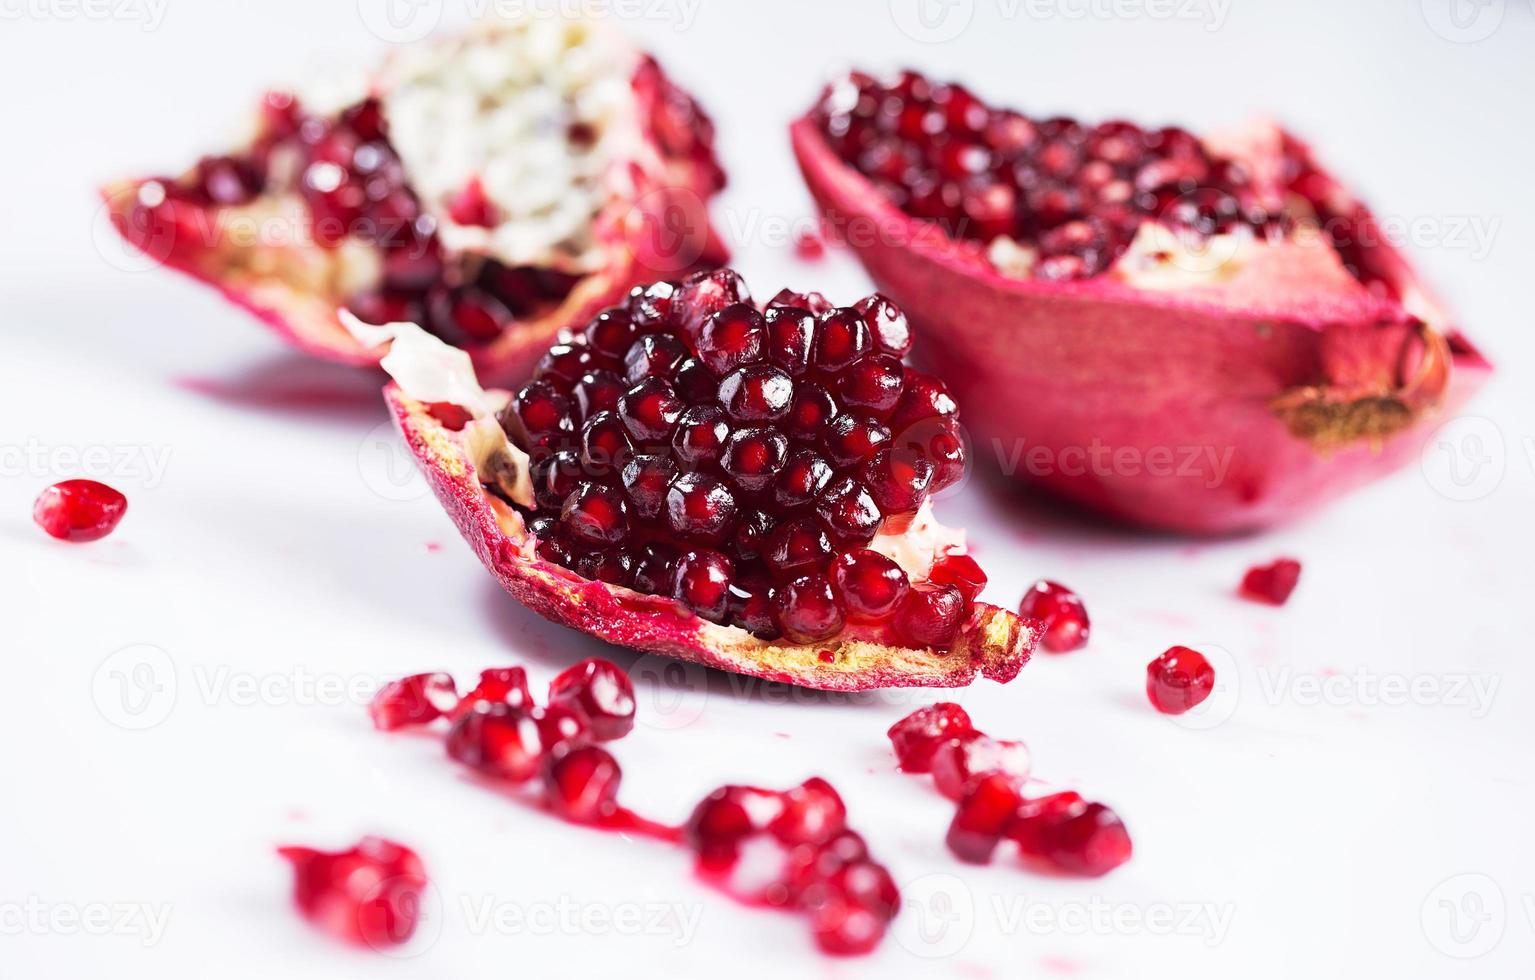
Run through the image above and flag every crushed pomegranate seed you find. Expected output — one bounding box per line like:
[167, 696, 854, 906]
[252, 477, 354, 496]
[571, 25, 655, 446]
[278, 837, 427, 948]
[1241, 557, 1302, 605]
[1146, 646, 1215, 715]
[503, 271, 977, 647]
[369, 672, 457, 731]
[33, 480, 128, 542]
[814, 70, 1389, 291]
[886, 702, 974, 772]
[1018, 579, 1090, 652]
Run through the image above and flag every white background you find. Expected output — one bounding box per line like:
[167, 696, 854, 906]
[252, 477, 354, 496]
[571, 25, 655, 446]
[3, 1, 1533, 977]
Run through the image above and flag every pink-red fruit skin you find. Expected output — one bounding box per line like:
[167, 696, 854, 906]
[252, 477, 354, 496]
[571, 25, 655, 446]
[1019, 580, 1090, 653]
[33, 480, 127, 542]
[887, 703, 974, 772]
[278, 837, 427, 947]
[1241, 558, 1302, 605]
[1146, 646, 1215, 715]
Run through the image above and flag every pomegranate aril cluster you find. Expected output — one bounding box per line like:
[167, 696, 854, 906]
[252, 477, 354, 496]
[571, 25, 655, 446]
[501, 270, 975, 648]
[685, 778, 900, 956]
[887, 704, 1131, 876]
[813, 70, 1295, 281]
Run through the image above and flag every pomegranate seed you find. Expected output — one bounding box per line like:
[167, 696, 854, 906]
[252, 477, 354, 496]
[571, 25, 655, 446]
[774, 449, 834, 510]
[770, 777, 847, 846]
[831, 550, 909, 620]
[665, 471, 739, 544]
[732, 509, 777, 562]
[773, 572, 846, 643]
[784, 383, 838, 442]
[1007, 793, 1132, 876]
[455, 667, 533, 716]
[793, 228, 825, 260]
[889, 373, 958, 430]
[765, 517, 834, 578]
[929, 553, 987, 604]
[718, 364, 794, 423]
[623, 333, 688, 383]
[278, 837, 426, 947]
[684, 785, 784, 863]
[579, 411, 633, 472]
[814, 477, 883, 544]
[1241, 558, 1302, 605]
[33, 480, 128, 542]
[768, 287, 833, 314]
[369, 672, 457, 730]
[583, 309, 638, 358]
[618, 377, 685, 444]
[722, 428, 790, 494]
[620, 454, 678, 521]
[542, 745, 622, 823]
[531, 701, 591, 754]
[887, 702, 974, 772]
[560, 484, 629, 547]
[946, 772, 1024, 864]
[672, 548, 735, 623]
[764, 305, 816, 375]
[853, 294, 913, 357]
[811, 309, 873, 373]
[698, 303, 767, 375]
[811, 895, 888, 956]
[836, 355, 906, 419]
[574, 369, 627, 417]
[894, 584, 966, 648]
[1019, 579, 1090, 652]
[930, 734, 1031, 801]
[672, 404, 731, 471]
[536, 341, 594, 385]
[445, 702, 544, 782]
[859, 448, 933, 516]
[822, 414, 892, 468]
[1146, 646, 1215, 715]
[727, 573, 779, 636]
[547, 658, 636, 741]
[675, 268, 751, 340]
[446, 175, 497, 226]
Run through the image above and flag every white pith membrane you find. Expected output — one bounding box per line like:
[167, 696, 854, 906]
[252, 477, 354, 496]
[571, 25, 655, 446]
[375, 17, 643, 274]
[360, 316, 976, 646]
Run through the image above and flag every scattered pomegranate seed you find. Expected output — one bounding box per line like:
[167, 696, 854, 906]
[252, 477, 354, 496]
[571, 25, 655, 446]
[33, 480, 128, 542]
[445, 701, 545, 782]
[770, 776, 847, 845]
[685, 784, 786, 867]
[946, 772, 1024, 864]
[278, 837, 426, 948]
[928, 552, 988, 603]
[369, 672, 457, 731]
[453, 666, 534, 717]
[794, 228, 826, 260]
[1146, 646, 1215, 715]
[1007, 792, 1132, 876]
[542, 745, 623, 824]
[930, 734, 1031, 802]
[887, 702, 974, 772]
[547, 658, 636, 741]
[1018, 579, 1090, 652]
[1241, 557, 1302, 605]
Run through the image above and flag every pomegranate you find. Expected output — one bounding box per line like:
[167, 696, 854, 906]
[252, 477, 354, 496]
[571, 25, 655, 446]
[1146, 646, 1216, 715]
[793, 70, 1490, 533]
[277, 837, 427, 948]
[1241, 557, 1302, 605]
[1018, 579, 1090, 653]
[380, 271, 1041, 691]
[104, 15, 727, 385]
[32, 480, 128, 542]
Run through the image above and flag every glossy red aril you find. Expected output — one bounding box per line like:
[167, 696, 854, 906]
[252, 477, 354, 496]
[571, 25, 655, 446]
[893, 584, 966, 648]
[930, 734, 1031, 802]
[542, 745, 623, 823]
[369, 672, 457, 730]
[771, 777, 847, 846]
[454, 667, 533, 716]
[1146, 646, 1215, 715]
[929, 553, 987, 604]
[33, 480, 128, 542]
[887, 703, 974, 772]
[1241, 558, 1302, 605]
[278, 837, 427, 947]
[946, 772, 1024, 864]
[1007, 793, 1132, 876]
[445, 702, 545, 782]
[685, 785, 786, 865]
[547, 658, 636, 741]
[831, 550, 909, 620]
[1019, 580, 1090, 653]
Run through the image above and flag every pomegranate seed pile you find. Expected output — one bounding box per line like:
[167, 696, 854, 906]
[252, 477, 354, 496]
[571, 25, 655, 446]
[278, 837, 427, 948]
[33, 480, 128, 542]
[1145, 646, 1217, 715]
[814, 69, 1394, 291]
[370, 659, 899, 956]
[887, 704, 1132, 875]
[500, 269, 978, 648]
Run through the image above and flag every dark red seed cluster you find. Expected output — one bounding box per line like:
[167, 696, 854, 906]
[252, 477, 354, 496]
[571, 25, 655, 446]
[277, 837, 427, 948]
[887, 704, 1130, 875]
[685, 778, 900, 956]
[502, 270, 974, 647]
[1145, 646, 1216, 715]
[32, 479, 128, 543]
[814, 70, 1323, 282]
[1240, 557, 1302, 605]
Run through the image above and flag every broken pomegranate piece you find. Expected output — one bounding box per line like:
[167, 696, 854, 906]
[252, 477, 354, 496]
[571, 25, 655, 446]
[104, 16, 727, 384]
[793, 70, 1490, 533]
[382, 270, 1040, 690]
[33, 480, 127, 542]
[1146, 646, 1216, 715]
[1241, 557, 1302, 605]
[278, 837, 427, 948]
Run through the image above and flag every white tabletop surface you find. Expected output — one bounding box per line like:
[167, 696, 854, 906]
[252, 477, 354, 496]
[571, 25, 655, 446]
[3, 1, 1533, 977]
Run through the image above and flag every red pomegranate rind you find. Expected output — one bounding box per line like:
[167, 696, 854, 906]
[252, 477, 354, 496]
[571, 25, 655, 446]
[103, 19, 728, 386]
[278, 837, 427, 947]
[388, 385, 1035, 690]
[1241, 557, 1302, 605]
[791, 80, 1490, 534]
[33, 480, 128, 542]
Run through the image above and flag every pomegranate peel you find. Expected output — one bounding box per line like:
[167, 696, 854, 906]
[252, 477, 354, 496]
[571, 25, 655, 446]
[103, 16, 727, 386]
[792, 73, 1491, 533]
[380, 286, 1040, 691]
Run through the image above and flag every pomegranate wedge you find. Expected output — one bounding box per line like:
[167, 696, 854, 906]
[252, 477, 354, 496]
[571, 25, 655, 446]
[379, 271, 1039, 691]
[792, 70, 1490, 533]
[104, 15, 727, 384]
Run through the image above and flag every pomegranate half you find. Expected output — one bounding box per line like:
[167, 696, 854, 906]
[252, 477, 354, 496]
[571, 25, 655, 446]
[104, 15, 727, 385]
[792, 70, 1490, 533]
[377, 271, 1040, 691]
